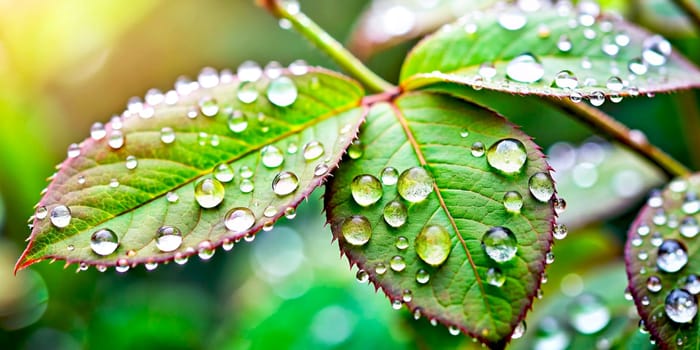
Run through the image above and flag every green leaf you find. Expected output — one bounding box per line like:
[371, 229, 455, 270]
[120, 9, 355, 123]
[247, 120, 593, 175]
[16, 67, 365, 272]
[400, 4, 700, 98]
[625, 174, 700, 349]
[325, 91, 555, 348]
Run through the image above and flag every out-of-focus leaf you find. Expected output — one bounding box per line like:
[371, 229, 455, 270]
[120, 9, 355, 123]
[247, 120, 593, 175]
[348, 0, 499, 60]
[401, 3, 700, 99]
[637, 0, 700, 37]
[326, 91, 554, 348]
[0, 241, 48, 331]
[625, 174, 700, 349]
[16, 67, 365, 271]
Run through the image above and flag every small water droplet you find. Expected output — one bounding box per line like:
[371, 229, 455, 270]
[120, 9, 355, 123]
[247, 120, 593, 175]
[212, 163, 234, 183]
[108, 130, 125, 150]
[391, 299, 403, 310]
[194, 178, 225, 208]
[341, 215, 371, 246]
[383, 200, 407, 228]
[448, 325, 461, 336]
[506, 53, 544, 83]
[482, 226, 518, 263]
[546, 252, 555, 264]
[50, 205, 71, 228]
[528, 172, 554, 202]
[651, 232, 663, 247]
[238, 60, 262, 82]
[390, 255, 406, 272]
[686, 275, 700, 294]
[125, 155, 138, 170]
[356, 269, 369, 283]
[569, 293, 610, 334]
[302, 141, 325, 160]
[570, 90, 583, 103]
[380, 167, 399, 185]
[90, 228, 119, 255]
[145, 261, 159, 271]
[267, 77, 298, 107]
[36, 206, 48, 220]
[225, 207, 256, 233]
[272, 171, 299, 196]
[478, 62, 497, 80]
[261, 145, 284, 168]
[657, 239, 688, 273]
[198, 67, 219, 88]
[67, 143, 81, 159]
[314, 164, 329, 176]
[647, 275, 662, 293]
[91, 122, 106, 140]
[375, 263, 387, 275]
[395, 236, 409, 250]
[284, 207, 296, 220]
[198, 240, 215, 260]
[174, 251, 189, 265]
[665, 288, 697, 323]
[606, 76, 624, 91]
[512, 321, 526, 339]
[680, 216, 699, 238]
[486, 267, 505, 287]
[166, 192, 179, 203]
[553, 224, 568, 240]
[155, 225, 183, 252]
[486, 138, 527, 174]
[416, 269, 430, 284]
[288, 59, 308, 75]
[198, 96, 220, 117]
[554, 197, 567, 214]
[398, 167, 433, 203]
[498, 10, 527, 31]
[415, 224, 452, 266]
[116, 259, 130, 273]
[222, 239, 234, 251]
[557, 35, 573, 52]
[642, 35, 672, 66]
[351, 174, 383, 206]
[683, 192, 700, 214]
[240, 179, 254, 193]
[348, 140, 364, 159]
[554, 70, 578, 89]
[237, 82, 259, 104]
[589, 91, 605, 106]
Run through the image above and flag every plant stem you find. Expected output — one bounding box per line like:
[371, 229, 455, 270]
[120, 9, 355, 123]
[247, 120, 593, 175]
[548, 98, 691, 178]
[257, 0, 395, 93]
[672, 0, 700, 33]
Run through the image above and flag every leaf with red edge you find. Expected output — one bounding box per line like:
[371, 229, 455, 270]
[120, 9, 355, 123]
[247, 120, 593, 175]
[325, 91, 556, 348]
[17, 66, 365, 272]
[625, 174, 700, 349]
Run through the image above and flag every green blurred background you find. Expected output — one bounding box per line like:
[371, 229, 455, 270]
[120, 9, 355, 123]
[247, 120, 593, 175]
[0, 0, 698, 349]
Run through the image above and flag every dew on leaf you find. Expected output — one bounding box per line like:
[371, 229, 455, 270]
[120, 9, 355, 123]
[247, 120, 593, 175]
[478, 62, 497, 80]
[50, 205, 71, 228]
[198, 240, 215, 260]
[155, 225, 183, 252]
[198, 96, 220, 117]
[356, 269, 369, 283]
[160, 127, 176, 144]
[194, 178, 225, 208]
[90, 122, 106, 140]
[267, 76, 298, 107]
[116, 259, 130, 273]
[240, 179, 254, 193]
[498, 10, 527, 31]
[589, 91, 605, 106]
[198, 67, 219, 88]
[557, 35, 572, 52]
[314, 164, 329, 176]
[512, 321, 526, 339]
[302, 141, 325, 160]
[391, 299, 403, 310]
[657, 239, 688, 273]
[682, 192, 700, 214]
[383, 200, 407, 228]
[486, 138, 528, 174]
[650, 232, 663, 247]
[482, 226, 518, 263]
[375, 263, 387, 275]
[665, 288, 697, 323]
[486, 267, 505, 287]
[261, 145, 285, 168]
[390, 255, 406, 272]
[402, 289, 413, 303]
[225, 207, 256, 233]
[416, 269, 430, 284]
[174, 252, 189, 265]
[529, 172, 555, 202]
[222, 240, 234, 251]
[341, 215, 372, 246]
[642, 35, 672, 66]
[351, 174, 383, 206]
[685, 275, 700, 295]
[568, 293, 610, 334]
[237, 82, 259, 104]
[680, 217, 699, 238]
[125, 155, 138, 170]
[67, 143, 80, 159]
[506, 53, 544, 83]
[238, 60, 262, 82]
[448, 325, 461, 336]
[214, 163, 235, 183]
[90, 228, 119, 256]
[415, 224, 452, 266]
[35, 206, 48, 220]
[348, 140, 364, 159]
[166, 192, 179, 203]
[646, 275, 662, 293]
[554, 70, 578, 89]
[470, 142, 485, 157]
[288, 59, 308, 75]
[606, 76, 624, 91]
[272, 171, 299, 196]
[228, 111, 248, 133]
[108, 130, 125, 150]
[553, 224, 568, 240]
[145, 261, 158, 271]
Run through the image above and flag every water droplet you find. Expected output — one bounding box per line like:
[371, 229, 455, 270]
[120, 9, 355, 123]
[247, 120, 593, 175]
[267, 77, 298, 107]
[546, 252, 555, 264]
[314, 164, 329, 176]
[448, 325, 461, 336]
[606, 76, 624, 91]
[116, 259, 130, 273]
[302, 141, 324, 160]
[398, 167, 433, 203]
[589, 91, 605, 106]
[108, 130, 125, 150]
[512, 321, 526, 339]
[506, 53, 544, 83]
[529, 172, 554, 202]
[375, 263, 387, 275]
[665, 289, 697, 323]
[198, 96, 219, 117]
[383, 200, 407, 228]
[651, 232, 663, 247]
[90, 228, 119, 255]
[487, 138, 528, 174]
[569, 293, 610, 334]
[166, 192, 179, 203]
[402, 289, 413, 303]
[390, 255, 406, 272]
[482, 227, 518, 263]
[198, 240, 215, 260]
[553, 224, 568, 240]
[642, 35, 671, 66]
[240, 179, 254, 193]
[553, 70, 578, 89]
[174, 252, 189, 265]
[157, 127, 176, 144]
[570, 91, 583, 103]
[628, 57, 648, 75]
[478, 62, 497, 80]
[487, 267, 505, 287]
[155, 226, 183, 252]
[348, 140, 364, 159]
[356, 269, 369, 283]
[557, 35, 573, 52]
[288, 59, 308, 75]
[468, 141, 484, 157]
[686, 275, 700, 294]
[272, 171, 299, 196]
[284, 207, 296, 219]
[67, 143, 81, 159]
[415, 224, 452, 266]
[124, 155, 138, 170]
[391, 299, 403, 310]
[396, 236, 409, 250]
[351, 174, 383, 206]
[224, 207, 256, 234]
[91, 122, 106, 140]
[50, 205, 71, 228]
[657, 239, 688, 273]
[498, 10, 527, 30]
[213, 163, 235, 183]
[416, 269, 430, 284]
[237, 82, 259, 104]
[198, 67, 219, 88]
[238, 60, 262, 82]
[341, 215, 371, 246]
[261, 145, 284, 168]
[647, 275, 662, 293]
[680, 217, 699, 238]
[194, 178, 225, 208]
[553, 197, 567, 214]
[145, 261, 159, 271]
[380, 167, 399, 185]
[683, 192, 700, 214]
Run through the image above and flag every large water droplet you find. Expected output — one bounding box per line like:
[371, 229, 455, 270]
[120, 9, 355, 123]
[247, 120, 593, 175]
[302, 141, 325, 160]
[657, 239, 688, 273]
[383, 200, 407, 228]
[665, 288, 697, 323]
[155, 226, 183, 252]
[397, 167, 433, 203]
[351, 174, 383, 206]
[487, 138, 528, 174]
[267, 77, 298, 107]
[506, 54, 544, 83]
[341, 215, 371, 246]
[415, 224, 452, 266]
[225, 207, 256, 233]
[50, 205, 71, 228]
[486, 267, 505, 287]
[642, 35, 671, 66]
[568, 293, 610, 334]
[194, 178, 225, 208]
[482, 226, 518, 263]
[272, 171, 299, 196]
[90, 228, 119, 255]
[628, 57, 648, 75]
[529, 172, 555, 202]
[396, 236, 409, 250]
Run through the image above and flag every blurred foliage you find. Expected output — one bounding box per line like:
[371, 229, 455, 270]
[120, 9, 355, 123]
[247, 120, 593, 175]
[0, 0, 698, 349]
